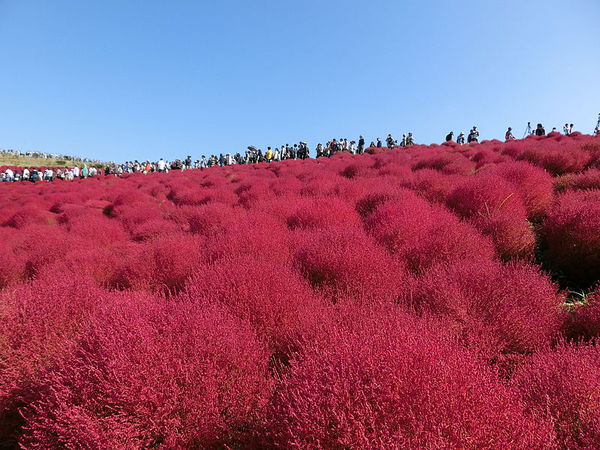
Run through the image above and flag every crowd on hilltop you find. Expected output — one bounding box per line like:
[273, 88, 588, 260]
[2, 119, 600, 183]
[0, 148, 104, 165]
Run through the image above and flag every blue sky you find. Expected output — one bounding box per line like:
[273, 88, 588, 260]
[1, 0, 599, 162]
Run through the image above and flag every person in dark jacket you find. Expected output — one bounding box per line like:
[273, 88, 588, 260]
[358, 136, 365, 154]
[535, 123, 546, 136]
[386, 134, 394, 148]
[446, 132, 454, 142]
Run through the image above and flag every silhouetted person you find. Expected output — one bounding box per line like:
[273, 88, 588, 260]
[386, 134, 394, 148]
[445, 132, 454, 142]
[505, 127, 515, 141]
[535, 123, 546, 136]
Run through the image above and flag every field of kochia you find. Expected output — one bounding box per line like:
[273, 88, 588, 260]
[1, 133, 600, 448]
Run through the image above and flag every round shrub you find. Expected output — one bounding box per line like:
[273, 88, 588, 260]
[364, 197, 495, 274]
[447, 175, 535, 260]
[512, 342, 600, 449]
[265, 306, 555, 448]
[542, 190, 600, 288]
[407, 259, 564, 362]
[292, 227, 407, 305]
[19, 295, 273, 448]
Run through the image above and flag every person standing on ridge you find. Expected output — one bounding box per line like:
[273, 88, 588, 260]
[358, 135, 365, 154]
[376, 138, 382, 148]
[445, 131, 454, 142]
[535, 123, 546, 136]
[386, 134, 394, 148]
[457, 132, 465, 145]
[505, 127, 515, 141]
[467, 127, 479, 143]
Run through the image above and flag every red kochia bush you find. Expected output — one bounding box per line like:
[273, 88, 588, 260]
[407, 259, 564, 361]
[484, 161, 554, 221]
[265, 305, 555, 448]
[512, 342, 600, 449]
[187, 202, 240, 236]
[563, 290, 600, 340]
[285, 196, 361, 231]
[364, 197, 495, 274]
[447, 174, 535, 260]
[542, 190, 600, 288]
[19, 294, 273, 448]
[181, 256, 331, 359]
[555, 168, 600, 192]
[0, 229, 26, 288]
[0, 276, 102, 444]
[519, 142, 591, 175]
[113, 234, 205, 294]
[292, 228, 407, 304]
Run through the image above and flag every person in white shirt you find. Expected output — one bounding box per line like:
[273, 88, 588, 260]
[349, 141, 356, 154]
[4, 168, 14, 181]
[72, 166, 80, 178]
[22, 168, 30, 180]
[157, 158, 166, 172]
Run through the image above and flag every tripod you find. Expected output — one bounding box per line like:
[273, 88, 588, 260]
[523, 122, 532, 138]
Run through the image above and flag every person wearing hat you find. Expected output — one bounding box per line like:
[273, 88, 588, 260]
[457, 132, 465, 145]
[445, 131, 454, 142]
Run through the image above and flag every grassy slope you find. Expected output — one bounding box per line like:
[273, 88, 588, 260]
[0, 154, 93, 167]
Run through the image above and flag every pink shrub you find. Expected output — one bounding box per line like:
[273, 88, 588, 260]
[512, 343, 600, 449]
[519, 143, 591, 175]
[447, 175, 535, 260]
[202, 210, 293, 265]
[563, 290, 600, 340]
[542, 190, 600, 287]
[406, 259, 564, 361]
[1, 205, 58, 229]
[114, 234, 205, 294]
[19, 294, 273, 448]
[0, 229, 26, 288]
[412, 150, 476, 175]
[555, 168, 600, 192]
[187, 202, 240, 236]
[292, 228, 407, 304]
[364, 197, 495, 273]
[286, 196, 361, 231]
[265, 305, 555, 448]
[484, 161, 554, 221]
[181, 256, 331, 359]
[0, 276, 102, 444]
[399, 169, 465, 203]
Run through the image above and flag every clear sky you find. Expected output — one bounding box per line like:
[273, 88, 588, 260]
[1, 0, 599, 162]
